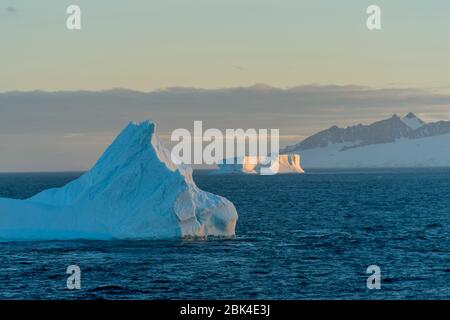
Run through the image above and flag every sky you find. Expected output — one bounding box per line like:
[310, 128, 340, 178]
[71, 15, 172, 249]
[2, 0, 450, 91]
[1, 1, 450, 171]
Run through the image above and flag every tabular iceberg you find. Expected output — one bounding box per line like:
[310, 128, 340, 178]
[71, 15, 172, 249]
[213, 154, 305, 175]
[0, 121, 238, 241]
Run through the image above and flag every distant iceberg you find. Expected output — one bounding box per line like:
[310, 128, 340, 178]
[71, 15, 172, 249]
[0, 121, 238, 241]
[213, 154, 305, 175]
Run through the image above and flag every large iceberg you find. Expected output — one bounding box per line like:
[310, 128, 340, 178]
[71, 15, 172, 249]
[213, 154, 305, 175]
[0, 121, 238, 241]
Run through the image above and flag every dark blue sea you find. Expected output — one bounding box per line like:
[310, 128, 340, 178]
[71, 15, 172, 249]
[0, 169, 449, 299]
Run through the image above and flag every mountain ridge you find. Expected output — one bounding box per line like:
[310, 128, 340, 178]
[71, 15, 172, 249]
[284, 113, 450, 153]
[282, 113, 450, 168]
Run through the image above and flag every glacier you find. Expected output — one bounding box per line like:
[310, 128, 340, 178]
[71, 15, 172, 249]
[298, 133, 450, 168]
[0, 121, 238, 241]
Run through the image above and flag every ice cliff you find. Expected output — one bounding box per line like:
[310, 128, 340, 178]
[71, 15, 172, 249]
[0, 121, 238, 241]
[214, 154, 304, 175]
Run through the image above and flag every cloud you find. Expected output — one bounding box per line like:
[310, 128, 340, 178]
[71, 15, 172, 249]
[1, 84, 450, 136]
[5, 6, 17, 14]
[1, 84, 450, 171]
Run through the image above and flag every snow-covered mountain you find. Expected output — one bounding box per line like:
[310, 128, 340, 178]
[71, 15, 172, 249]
[283, 113, 450, 168]
[401, 112, 425, 130]
[0, 121, 238, 241]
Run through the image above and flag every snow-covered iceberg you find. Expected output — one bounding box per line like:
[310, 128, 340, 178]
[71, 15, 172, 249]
[0, 121, 238, 241]
[213, 154, 305, 175]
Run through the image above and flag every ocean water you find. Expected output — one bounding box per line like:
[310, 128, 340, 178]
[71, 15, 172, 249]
[0, 169, 450, 299]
